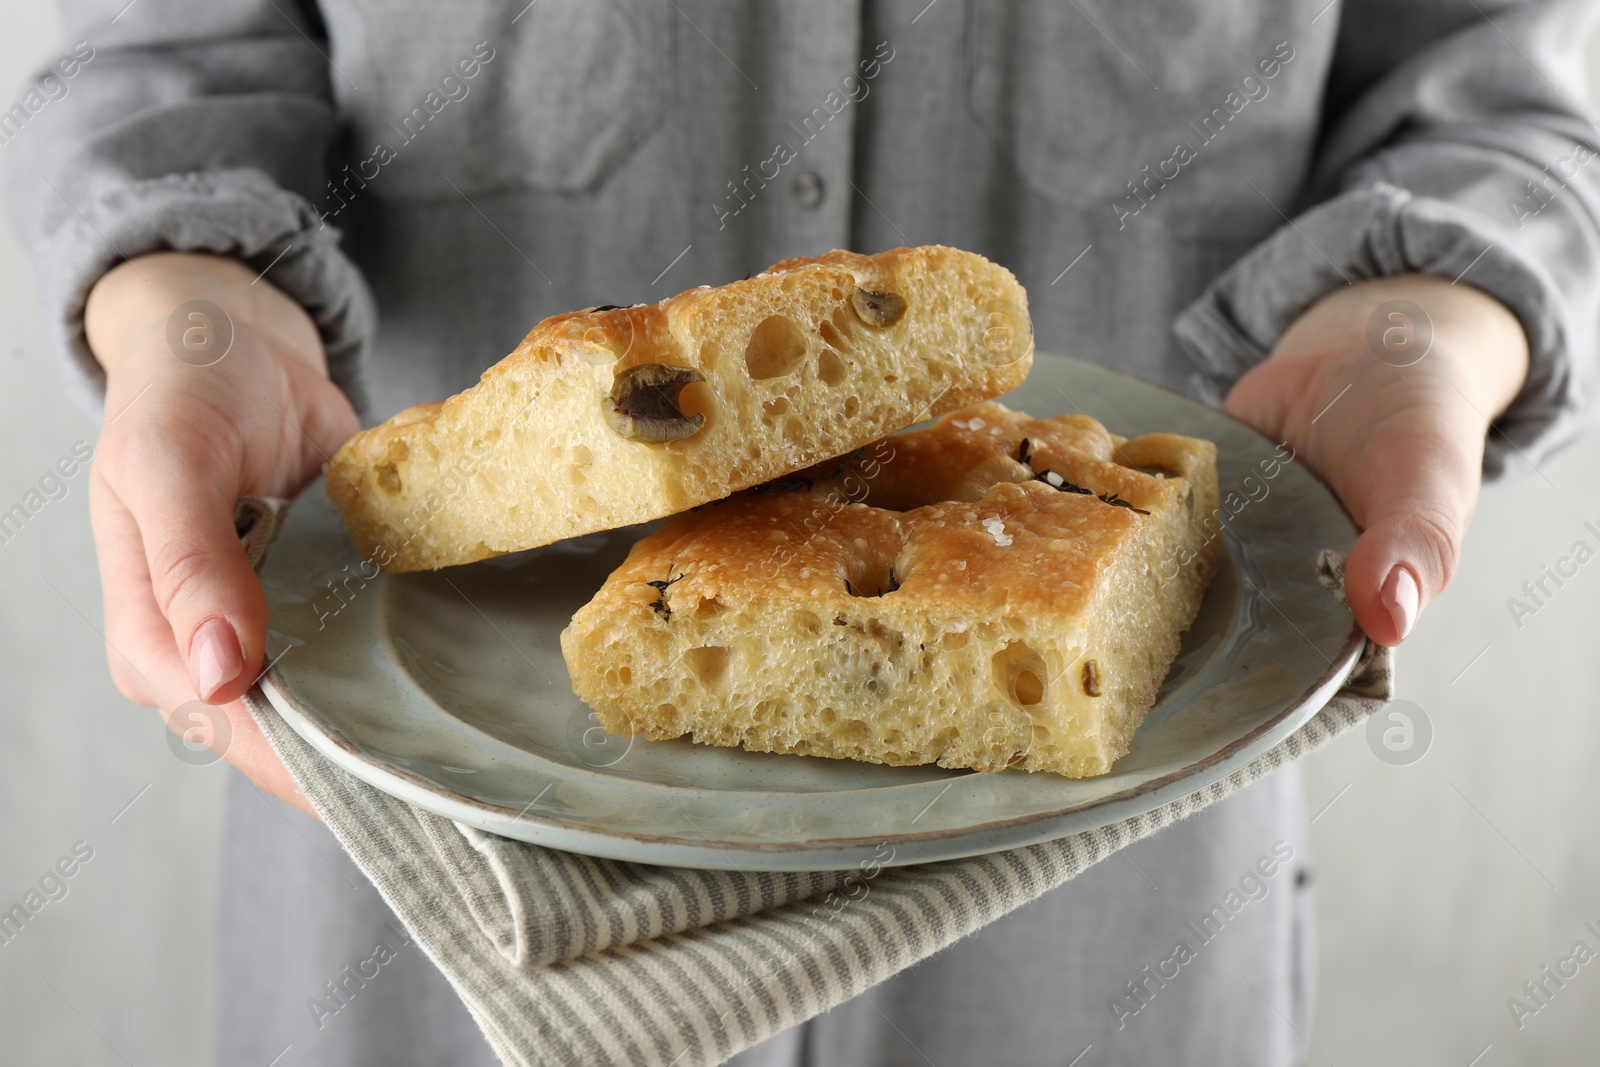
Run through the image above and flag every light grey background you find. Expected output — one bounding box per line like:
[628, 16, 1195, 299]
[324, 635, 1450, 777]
[2, 6, 1598, 1066]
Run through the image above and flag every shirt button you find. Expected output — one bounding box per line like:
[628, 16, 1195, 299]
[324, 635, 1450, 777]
[793, 171, 825, 209]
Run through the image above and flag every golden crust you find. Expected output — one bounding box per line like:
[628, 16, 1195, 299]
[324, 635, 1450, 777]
[561, 402, 1221, 778]
[326, 245, 1033, 572]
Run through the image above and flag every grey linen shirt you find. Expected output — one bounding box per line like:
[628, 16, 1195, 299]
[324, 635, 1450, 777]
[8, 1, 1600, 1065]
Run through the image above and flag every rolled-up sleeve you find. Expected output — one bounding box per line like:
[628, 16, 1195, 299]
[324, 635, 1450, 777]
[1173, 0, 1600, 480]
[5, 0, 374, 414]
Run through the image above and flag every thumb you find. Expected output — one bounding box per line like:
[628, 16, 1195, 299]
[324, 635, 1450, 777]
[1339, 418, 1483, 647]
[109, 423, 268, 705]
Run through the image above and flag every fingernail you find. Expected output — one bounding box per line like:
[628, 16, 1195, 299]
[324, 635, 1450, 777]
[1381, 565, 1420, 643]
[190, 618, 243, 701]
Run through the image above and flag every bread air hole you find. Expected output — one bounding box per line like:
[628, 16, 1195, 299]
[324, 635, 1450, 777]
[692, 597, 727, 621]
[843, 548, 901, 598]
[817, 347, 847, 388]
[992, 642, 1048, 708]
[819, 320, 849, 352]
[744, 315, 807, 380]
[761, 396, 790, 426]
[822, 308, 857, 352]
[685, 646, 729, 689]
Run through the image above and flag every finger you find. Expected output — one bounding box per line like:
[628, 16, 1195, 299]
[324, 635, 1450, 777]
[88, 472, 165, 706]
[100, 416, 267, 705]
[1340, 419, 1484, 646]
[90, 471, 318, 818]
[280, 357, 362, 463]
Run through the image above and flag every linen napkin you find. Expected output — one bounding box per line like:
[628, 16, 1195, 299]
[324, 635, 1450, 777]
[235, 497, 1392, 1067]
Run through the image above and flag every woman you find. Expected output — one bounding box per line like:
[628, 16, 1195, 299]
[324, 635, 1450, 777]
[10, 0, 1596, 1063]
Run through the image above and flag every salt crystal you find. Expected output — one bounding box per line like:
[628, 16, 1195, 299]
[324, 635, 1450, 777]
[982, 517, 1012, 547]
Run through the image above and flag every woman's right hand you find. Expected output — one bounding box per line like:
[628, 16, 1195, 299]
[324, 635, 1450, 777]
[85, 251, 359, 816]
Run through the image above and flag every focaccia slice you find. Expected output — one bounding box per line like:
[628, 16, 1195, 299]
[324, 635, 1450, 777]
[327, 246, 1032, 572]
[561, 401, 1221, 778]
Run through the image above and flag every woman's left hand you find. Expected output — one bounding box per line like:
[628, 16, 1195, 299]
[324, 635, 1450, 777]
[1222, 274, 1530, 647]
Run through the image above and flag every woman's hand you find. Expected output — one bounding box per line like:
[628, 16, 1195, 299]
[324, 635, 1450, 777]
[85, 252, 358, 816]
[1223, 274, 1530, 647]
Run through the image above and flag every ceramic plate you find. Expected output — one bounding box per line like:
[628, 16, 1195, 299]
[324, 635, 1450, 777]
[259, 353, 1363, 871]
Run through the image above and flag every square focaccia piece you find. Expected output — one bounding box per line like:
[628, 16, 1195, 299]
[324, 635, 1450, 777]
[327, 246, 1031, 572]
[561, 402, 1221, 778]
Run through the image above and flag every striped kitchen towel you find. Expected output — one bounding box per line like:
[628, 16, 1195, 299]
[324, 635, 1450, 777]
[239, 496, 1390, 1067]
